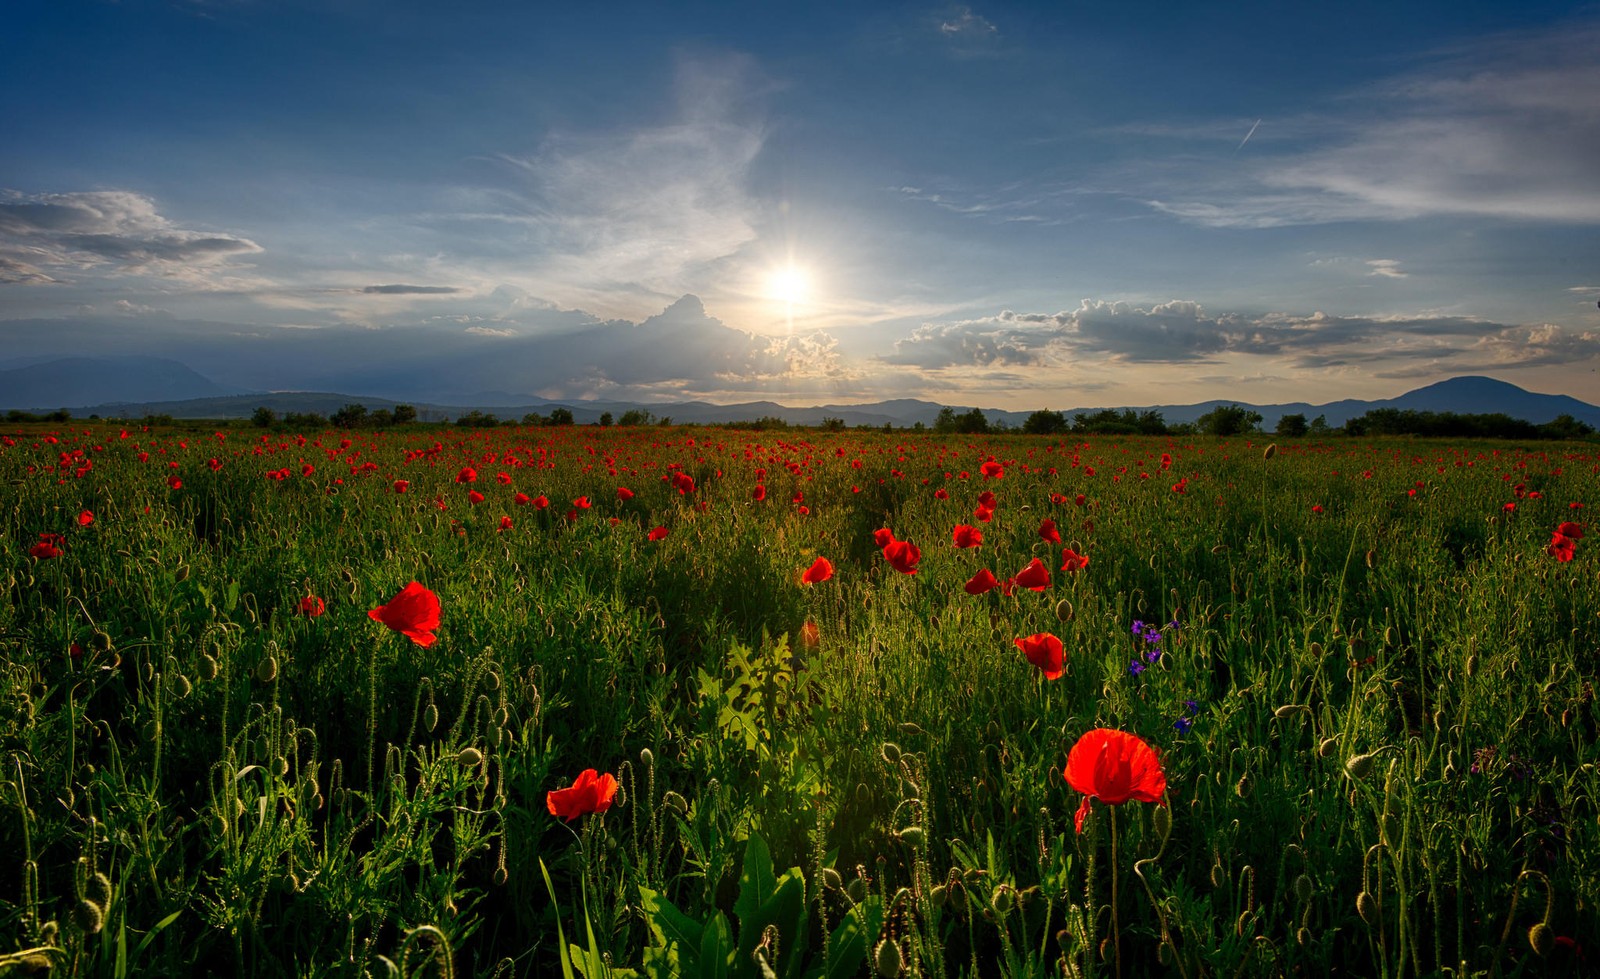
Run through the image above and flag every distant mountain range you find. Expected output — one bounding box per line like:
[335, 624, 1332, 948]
[5, 355, 1598, 431]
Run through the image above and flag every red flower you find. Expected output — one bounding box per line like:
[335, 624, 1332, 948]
[1556, 521, 1584, 540]
[977, 490, 997, 509]
[1012, 557, 1051, 592]
[1171, 478, 1188, 495]
[1015, 633, 1064, 679]
[1038, 518, 1060, 544]
[467, 490, 486, 505]
[456, 467, 477, 484]
[394, 479, 410, 493]
[647, 525, 670, 541]
[546, 768, 619, 822]
[964, 568, 999, 595]
[514, 492, 531, 506]
[1060, 548, 1090, 573]
[800, 620, 820, 649]
[882, 538, 921, 574]
[934, 488, 949, 500]
[752, 484, 767, 501]
[29, 538, 63, 560]
[573, 496, 591, 509]
[980, 460, 1004, 479]
[1548, 532, 1576, 562]
[1074, 494, 1086, 507]
[299, 595, 326, 617]
[167, 476, 182, 490]
[801, 556, 834, 583]
[368, 582, 441, 647]
[1311, 504, 1324, 514]
[617, 487, 634, 501]
[952, 524, 984, 548]
[75, 510, 94, 527]
[671, 471, 696, 495]
[872, 527, 896, 548]
[499, 515, 514, 532]
[533, 495, 550, 510]
[1064, 728, 1167, 833]
[974, 505, 994, 523]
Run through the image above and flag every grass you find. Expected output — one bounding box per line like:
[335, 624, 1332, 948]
[0, 423, 1594, 977]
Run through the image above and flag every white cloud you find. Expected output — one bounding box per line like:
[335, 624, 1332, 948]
[940, 6, 997, 36]
[0, 190, 262, 281]
[1366, 259, 1407, 279]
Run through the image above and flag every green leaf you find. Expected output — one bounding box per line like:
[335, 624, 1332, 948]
[733, 833, 777, 925]
[639, 886, 704, 952]
[736, 869, 806, 977]
[699, 911, 735, 979]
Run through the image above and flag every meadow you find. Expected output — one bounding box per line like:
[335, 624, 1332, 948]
[0, 422, 1594, 978]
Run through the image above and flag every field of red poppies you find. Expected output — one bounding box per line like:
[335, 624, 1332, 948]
[1, 422, 1595, 977]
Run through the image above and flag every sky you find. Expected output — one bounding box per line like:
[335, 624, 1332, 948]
[2, 0, 1599, 410]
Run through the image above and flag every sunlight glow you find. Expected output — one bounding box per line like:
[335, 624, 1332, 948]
[765, 265, 811, 307]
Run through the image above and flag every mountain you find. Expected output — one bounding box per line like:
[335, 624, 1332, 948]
[18, 368, 1600, 433]
[0, 356, 249, 410]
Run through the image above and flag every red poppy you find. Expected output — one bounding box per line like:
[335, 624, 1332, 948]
[1074, 494, 1086, 507]
[872, 527, 896, 548]
[647, 525, 670, 541]
[800, 620, 821, 649]
[671, 472, 696, 495]
[573, 496, 591, 509]
[302, 464, 315, 478]
[1548, 532, 1576, 562]
[964, 568, 999, 595]
[752, 484, 767, 501]
[514, 492, 531, 506]
[801, 556, 834, 583]
[29, 538, 63, 560]
[533, 495, 550, 510]
[1311, 504, 1324, 514]
[1557, 522, 1584, 540]
[617, 487, 634, 501]
[1012, 557, 1051, 592]
[76, 510, 94, 527]
[1015, 633, 1064, 679]
[1064, 728, 1167, 833]
[980, 460, 1004, 479]
[974, 505, 994, 524]
[394, 479, 410, 493]
[546, 768, 619, 822]
[1060, 548, 1090, 573]
[499, 515, 514, 532]
[167, 476, 182, 490]
[1038, 518, 1060, 544]
[467, 490, 486, 505]
[934, 488, 949, 500]
[299, 595, 326, 617]
[1171, 478, 1188, 494]
[456, 467, 478, 484]
[952, 524, 983, 548]
[977, 490, 997, 509]
[368, 582, 441, 647]
[882, 538, 921, 574]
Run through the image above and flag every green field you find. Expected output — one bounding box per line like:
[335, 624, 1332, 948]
[1, 423, 1594, 978]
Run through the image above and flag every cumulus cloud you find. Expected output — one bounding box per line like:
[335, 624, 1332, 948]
[940, 6, 997, 36]
[1366, 259, 1407, 279]
[1146, 24, 1600, 227]
[885, 300, 1600, 373]
[0, 190, 262, 283]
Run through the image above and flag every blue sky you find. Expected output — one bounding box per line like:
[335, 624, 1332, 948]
[3, 0, 1598, 409]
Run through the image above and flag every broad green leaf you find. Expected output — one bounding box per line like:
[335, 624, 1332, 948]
[699, 911, 734, 979]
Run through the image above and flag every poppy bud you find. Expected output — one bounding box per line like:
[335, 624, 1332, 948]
[1152, 803, 1172, 842]
[1210, 862, 1225, 888]
[1296, 926, 1310, 947]
[662, 791, 688, 815]
[1054, 599, 1074, 621]
[1318, 737, 1339, 758]
[881, 742, 901, 764]
[899, 722, 925, 736]
[1464, 654, 1478, 677]
[1273, 704, 1306, 719]
[821, 868, 843, 891]
[1345, 753, 1377, 779]
[896, 826, 925, 846]
[1235, 773, 1251, 798]
[174, 674, 192, 698]
[991, 886, 1014, 914]
[494, 866, 508, 887]
[1263, 444, 1277, 460]
[640, 748, 654, 768]
[175, 565, 190, 582]
[846, 877, 867, 904]
[1211, 543, 1228, 554]
[1382, 813, 1401, 844]
[274, 756, 288, 778]
[1308, 641, 1323, 659]
[256, 657, 278, 683]
[1356, 890, 1378, 926]
[88, 872, 112, 911]
[73, 898, 104, 935]
[1529, 922, 1554, 957]
[458, 747, 484, 766]
[873, 938, 902, 977]
[423, 703, 439, 732]
[1365, 549, 1376, 568]
[931, 884, 947, 906]
[93, 630, 113, 652]
[1294, 874, 1313, 903]
[199, 654, 218, 681]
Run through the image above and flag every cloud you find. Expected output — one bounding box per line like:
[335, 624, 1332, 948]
[0, 190, 262, 282]
[1366, 259, 1407, 279]
[939, 6, 997, 36]
[362, 284, 462, 295]
[885, 300, 1600, 373]
[481, 53, 769, 313]
[1143, 23, 1600, 227]
[463, 325, 518, 337]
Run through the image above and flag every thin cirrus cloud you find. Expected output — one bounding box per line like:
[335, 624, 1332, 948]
[0, 190, 262, 282]
[1144, 24, 1600, 227]
[883, 300, 1600, 374]
[361, 284, 462, 295]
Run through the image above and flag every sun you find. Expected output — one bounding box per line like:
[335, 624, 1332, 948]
[765, 264, 811, 306]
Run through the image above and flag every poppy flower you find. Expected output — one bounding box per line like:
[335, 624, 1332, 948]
[801, 556, 834, 583]
[617, 487, 634, 501]
[456, 467, 478, 484]
[573, 496, 591, 509]
[1015, 633, 1064, 679]
[977, 490, 997, 509]
[647, 525, 670, 541]
[671, 472, 696, 495]
[952, 524, 983, 548]
[882, 538, 921, 574]
[1064, 728, 1167, 833]
[872, 527, 896, 548]
[299, 595, 326, 617]
[167, 476, 182, 490]
[533, 495, 550, 510]
[499, 515, 514, 532]
[980, 460, 1004, 479]
[467, 490, 486, 505]
[974, 505, 994, 524]
[1548, 532, 1576, 562]
[800, 620, 821, 649]
[752, 484, 767, 501]
[1038, 518, 1060, 544]
[368, 582, 441, 647]
[29, 538, 63, 560]
[1060, 548, 1090, 573]
[934, 488, 949, 500]
[1557, 522, 1584, 540]
[514, 492, 531, 506]
[964, 568, 999, 595]
[546, 768, 619, 822]
[394, 480, 409, 493]
[1012, 557, 1051, 592]
[77, 510, 94, 527]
